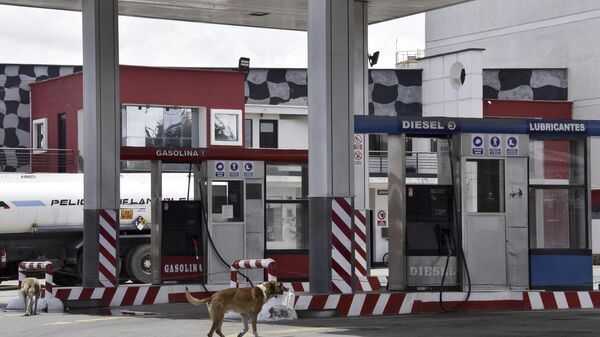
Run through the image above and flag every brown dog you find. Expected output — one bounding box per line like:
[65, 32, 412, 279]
[20, 277, 41, 316]
[185, 281, 288, 337]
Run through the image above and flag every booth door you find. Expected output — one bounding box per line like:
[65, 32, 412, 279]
[463, 159, 508, 290]
[208, 180, 245, 284]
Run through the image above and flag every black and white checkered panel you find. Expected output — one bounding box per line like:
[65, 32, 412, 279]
[483, 69, 568, 101]
[245, 69, 422, 117]
[369, 69, 421, 117]
[0, 64, 81, 172]
[245, 69, 308, 106]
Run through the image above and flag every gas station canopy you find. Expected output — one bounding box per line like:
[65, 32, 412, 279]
[0, 0, 470, 30]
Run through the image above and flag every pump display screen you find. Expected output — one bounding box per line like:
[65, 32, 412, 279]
[406, 185, 452, 222]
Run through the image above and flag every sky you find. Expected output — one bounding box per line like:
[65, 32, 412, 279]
[0, 4, 424, 69]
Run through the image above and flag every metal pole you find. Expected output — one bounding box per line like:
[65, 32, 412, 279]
[387, 134, 407, 290]
[151, 160, 162, 285]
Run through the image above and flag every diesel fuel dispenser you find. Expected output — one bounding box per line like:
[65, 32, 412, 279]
[406, 185, 457, 290]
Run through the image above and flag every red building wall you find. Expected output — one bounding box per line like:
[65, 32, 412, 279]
[483, 99, 573, 181]
[30, 66, 246, 172]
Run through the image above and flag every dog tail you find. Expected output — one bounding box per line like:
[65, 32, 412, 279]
[185, 287, 211, 305]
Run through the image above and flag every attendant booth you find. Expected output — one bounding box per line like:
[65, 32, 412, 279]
[120, 147, 307, 286]
[357, 116, 597, 291]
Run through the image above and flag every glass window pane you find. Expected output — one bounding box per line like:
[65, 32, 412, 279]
[465, 159, 504, 213]
[266, 203, 308, 250]
[122, 106, 197, 148]
[266, 164, 307, 200]
[245, 119, 253, 148]
[211, 181, 244, 222]
[529, 188, 586, 249]
[214, 113, 239, 142]
[529, 139, 585, 185]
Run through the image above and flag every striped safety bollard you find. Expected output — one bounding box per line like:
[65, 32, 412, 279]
[18, 261, 54, 298]
[230, 258, 277, 288]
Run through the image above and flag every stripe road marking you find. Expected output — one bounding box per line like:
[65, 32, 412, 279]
[226, 327, 344, 337]
[43, 316, 128, 326]
[373, 293, 391, 315]
[528, 292, 544, 310]
[324, 294, 341, 309]
[348, 293, 366, 316]
[0, 313, 25, 318]
[555, 292, 568, 309]
[578, 291, 593, 309]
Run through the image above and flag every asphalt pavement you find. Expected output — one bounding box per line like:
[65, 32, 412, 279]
[0, 267, 599, 337]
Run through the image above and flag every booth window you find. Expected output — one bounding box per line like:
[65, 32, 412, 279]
[265, 163, 308, 250]
[528, 139, 587, 249]
[211, 181, 244, 222]
[465, 159, 505, 213]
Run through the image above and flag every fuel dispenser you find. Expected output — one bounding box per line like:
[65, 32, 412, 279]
[406, 185, 457, 290]
[160, 200, 205, 283]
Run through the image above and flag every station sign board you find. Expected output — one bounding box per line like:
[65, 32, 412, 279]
[461, 133, 528, 157]
[208, 160, 263, 179]
[355, 116, 600, 137]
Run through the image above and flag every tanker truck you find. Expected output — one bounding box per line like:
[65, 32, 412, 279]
[0, 172, 192, 285]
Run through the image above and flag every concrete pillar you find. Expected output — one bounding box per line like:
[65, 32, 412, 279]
[308, 0, 364, 293]
[82, 0, 120, 287]
[353, 1, 369, 212]
[387, 134, 407, 290]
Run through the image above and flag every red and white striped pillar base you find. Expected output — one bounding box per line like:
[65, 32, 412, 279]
[353, 210, 370, 291]
[331, 197, 354, 293]
[98, 209, 118, 287]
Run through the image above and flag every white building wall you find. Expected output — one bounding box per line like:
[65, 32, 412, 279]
[278, 117, 308, 149]
[426, 0, 600, 188]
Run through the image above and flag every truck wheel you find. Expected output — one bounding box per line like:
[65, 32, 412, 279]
[125, 244, 152, 284]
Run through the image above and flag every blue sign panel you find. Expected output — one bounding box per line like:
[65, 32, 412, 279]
[528, 121, 587, 136]
[355, 116, 598, 137]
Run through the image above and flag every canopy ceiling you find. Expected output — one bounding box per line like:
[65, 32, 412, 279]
[0, 0, 470, 30]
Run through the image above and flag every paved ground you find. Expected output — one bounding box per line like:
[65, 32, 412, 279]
[1, 304, 600, 337]
[0, 267, 599, 337]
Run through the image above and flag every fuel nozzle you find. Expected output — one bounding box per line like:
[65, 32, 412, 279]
[191, 236, 199, 260]
[441, 230, 453, 256]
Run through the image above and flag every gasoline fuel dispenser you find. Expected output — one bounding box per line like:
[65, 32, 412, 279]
[160, 200, 206, 283]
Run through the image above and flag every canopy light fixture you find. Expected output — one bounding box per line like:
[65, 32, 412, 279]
[238, 57, 250, 70]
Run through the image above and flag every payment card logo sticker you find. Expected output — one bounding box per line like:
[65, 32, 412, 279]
[506, 136, 518, 156]
[215, 162, 225, 177]
[472, 135, 484, 155]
